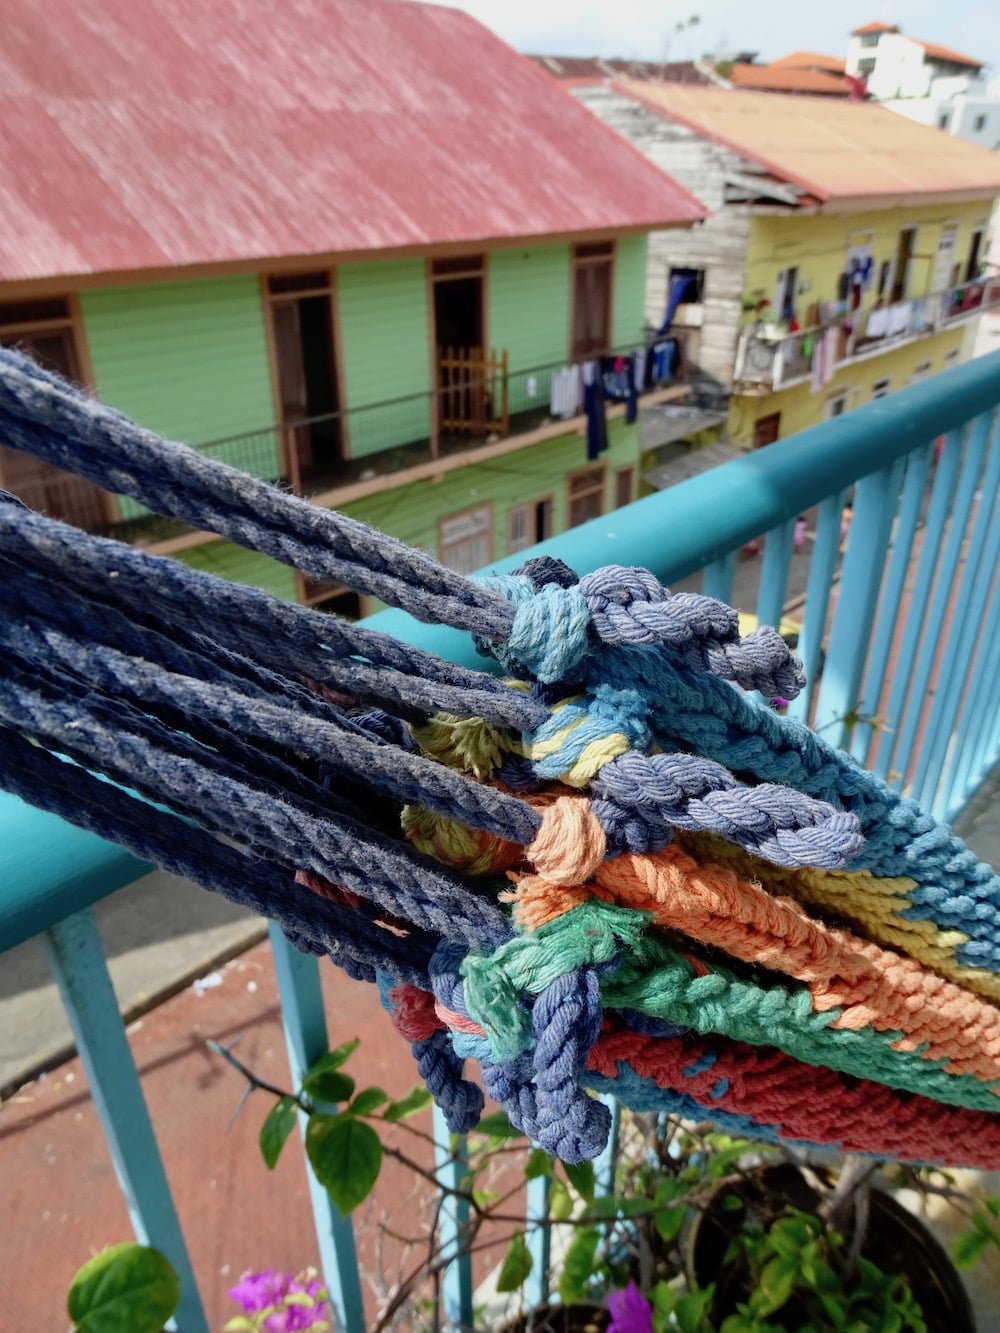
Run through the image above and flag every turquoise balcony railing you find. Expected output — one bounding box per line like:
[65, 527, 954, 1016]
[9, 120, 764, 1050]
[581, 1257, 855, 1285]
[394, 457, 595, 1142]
[2, 350, 1000, 1330]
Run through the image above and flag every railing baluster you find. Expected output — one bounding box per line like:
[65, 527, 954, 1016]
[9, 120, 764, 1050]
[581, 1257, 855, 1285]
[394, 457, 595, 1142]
[952, 570, 1000, 813]
[43, 908, 208, 1333]
[886, 423, 988, 797]
[872, 429, 965, 783]
[701, 551, 737, 605]
[932, 508, 1000, 819]
[916, 414, 1000, 812]
[432, 1103, 474, 1331]
[268, 925, 365, 1333]
[788, 490, 846, 725]
[755, 517, 796, 639]
[524, 1170, 552, 1313]
[812, 458, 904, 751]
[848, 444, 934, 766]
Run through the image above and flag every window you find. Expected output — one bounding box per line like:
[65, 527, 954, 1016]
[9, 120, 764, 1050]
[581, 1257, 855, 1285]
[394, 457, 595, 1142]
[752, 413, 781, 448]
[907, 361, 933, 385]
[871, 378, 892, 399]
[438, 504, 493, 573]
[860, 33, 879, 48]
[507, 497, 554, 554]
[0, 298, 113, 534]
[298, 573, 366, 620]
[614, 466, 635, 509]
[668, 267, 705, 303]
[824, 390, 849, 420]
[571, 242, 614, 360]
[944, 348, 960, 365]
[857, 56, 876, 75]
[567, 466, 605, 527]
[974, 114, 987, 133]
[938, 112, 951, 131]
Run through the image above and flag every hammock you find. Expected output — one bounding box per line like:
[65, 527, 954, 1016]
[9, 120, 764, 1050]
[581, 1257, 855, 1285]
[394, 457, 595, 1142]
[2, 344, 1000, 1168]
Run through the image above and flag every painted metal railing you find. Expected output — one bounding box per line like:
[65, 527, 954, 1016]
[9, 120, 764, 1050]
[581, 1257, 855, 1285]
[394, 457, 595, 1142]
[2, 350, 1000, 1330]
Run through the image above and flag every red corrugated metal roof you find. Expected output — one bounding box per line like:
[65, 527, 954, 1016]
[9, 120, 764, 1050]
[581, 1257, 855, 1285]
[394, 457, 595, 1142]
[613, 83, 1000, 208]
[0, 0, 705, 285]
[728, 64, 851, 95]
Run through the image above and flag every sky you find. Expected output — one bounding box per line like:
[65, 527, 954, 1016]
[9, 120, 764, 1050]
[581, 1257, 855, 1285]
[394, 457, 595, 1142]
[428, 1, 999, 71]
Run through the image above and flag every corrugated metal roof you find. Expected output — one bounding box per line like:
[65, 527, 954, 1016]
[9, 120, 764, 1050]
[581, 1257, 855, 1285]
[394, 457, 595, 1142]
[529, 55, 714, 86]
[0, 0, 705, 284]
[612, 83, 1000, 208]
[728, 64, 850, 96]
[769, 52, 847, 75]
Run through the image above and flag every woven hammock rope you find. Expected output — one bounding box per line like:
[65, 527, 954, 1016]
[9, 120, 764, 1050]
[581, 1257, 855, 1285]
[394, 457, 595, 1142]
[2, 344, 1000, 1167]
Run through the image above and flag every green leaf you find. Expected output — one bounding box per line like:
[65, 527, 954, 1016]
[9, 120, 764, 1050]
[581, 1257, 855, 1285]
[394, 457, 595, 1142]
[383, 1085, 433, 1122]
[953, 1229, 988, 1270]
[561, 1159, 596, 1204]
[558, 1226, 600, 1304]
[349, 1086, 388, 1116]
[476, 1110, 521, 1139]
[496, 1231, 532, 1293]
[67, 1243, 179, 1333]
[259, 1095, 299, 1169]
[525, 1147, 553, 1180]
[654, 1201, 687, 1243]
[306, 1115, 382, 1214]
[549, 1179, 574, 1221]
[306, 1038, 360, 1077]
[302, 1068, 355, 1105]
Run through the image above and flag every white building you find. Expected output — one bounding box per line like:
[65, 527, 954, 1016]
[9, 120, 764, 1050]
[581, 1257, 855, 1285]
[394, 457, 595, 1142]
[846, 21, 999, 150]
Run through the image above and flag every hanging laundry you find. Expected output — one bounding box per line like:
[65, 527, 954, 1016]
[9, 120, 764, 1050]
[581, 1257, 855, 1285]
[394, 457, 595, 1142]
[658, 271, 699, 334]
[865, 304, 890, 339]
[887, 302, 912, 338]
[549, 366, 581, 420]
[583, 361, 608, 461]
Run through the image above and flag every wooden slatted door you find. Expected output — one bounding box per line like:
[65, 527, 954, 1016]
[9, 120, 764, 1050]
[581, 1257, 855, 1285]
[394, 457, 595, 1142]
[437, 347, 509, 436]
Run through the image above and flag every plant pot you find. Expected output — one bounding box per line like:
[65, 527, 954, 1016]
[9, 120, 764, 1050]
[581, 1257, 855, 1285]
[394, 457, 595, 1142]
[498, 1302, 610, 1333]
[688, 1162, 974, 1331]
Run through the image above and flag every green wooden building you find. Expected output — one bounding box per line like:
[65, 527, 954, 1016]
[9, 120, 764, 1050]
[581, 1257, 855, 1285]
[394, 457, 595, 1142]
[0, 0, 704, 613]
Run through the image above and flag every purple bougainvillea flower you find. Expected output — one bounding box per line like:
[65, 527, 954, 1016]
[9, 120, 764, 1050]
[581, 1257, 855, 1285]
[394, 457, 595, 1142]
[607, 1281, 653, 1333]
[228, 1269, 291, 1313]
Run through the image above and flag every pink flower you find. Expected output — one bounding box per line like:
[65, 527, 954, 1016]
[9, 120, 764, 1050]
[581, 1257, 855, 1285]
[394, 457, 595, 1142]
[607, 1281, 653, 1333]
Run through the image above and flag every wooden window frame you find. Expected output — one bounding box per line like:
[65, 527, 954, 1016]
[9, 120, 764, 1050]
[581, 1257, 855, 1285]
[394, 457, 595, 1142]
[437, 501, 494, 573]
[567, 463, 606, 528]
[752, 412, 781, 449]
[871, 377, 892, 399]
[569, 241, 615, 362]
[507, 494, 554, 555]
[824, 390, 850, 420]
[614, 466, 635, 509]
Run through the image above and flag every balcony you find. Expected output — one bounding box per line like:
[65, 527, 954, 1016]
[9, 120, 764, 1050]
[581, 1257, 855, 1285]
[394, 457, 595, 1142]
[2, 350, 1000, 1329]
[0, 346, 693, 553]
[734, 276, 1000, 392]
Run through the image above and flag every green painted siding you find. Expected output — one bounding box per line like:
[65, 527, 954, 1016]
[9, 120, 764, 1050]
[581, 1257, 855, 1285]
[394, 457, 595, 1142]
[82, 277, 274, 448]
[340, 419, 640, 567]
[612, 234, 649, 349]
[337, 259, 432, 458]
[488, 245, 571, 414]
[174, 540, 297, 603]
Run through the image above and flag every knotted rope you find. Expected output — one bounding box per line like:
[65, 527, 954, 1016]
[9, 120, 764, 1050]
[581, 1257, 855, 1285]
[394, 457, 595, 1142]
[2, 343, 1000, 1167]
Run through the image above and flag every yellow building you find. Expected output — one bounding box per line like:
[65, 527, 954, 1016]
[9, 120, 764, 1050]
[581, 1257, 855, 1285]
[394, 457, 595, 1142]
[570, 83, 1000, 448]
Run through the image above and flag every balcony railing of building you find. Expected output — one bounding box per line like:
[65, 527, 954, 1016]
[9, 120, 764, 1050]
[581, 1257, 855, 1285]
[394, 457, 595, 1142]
[3, 350, 1000, 1330]
[0, 344, 694, 550]
[734, 275, 1000, 392]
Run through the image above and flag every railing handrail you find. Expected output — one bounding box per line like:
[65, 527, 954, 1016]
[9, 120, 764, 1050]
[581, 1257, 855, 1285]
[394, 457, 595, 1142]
[366, 348, 1000, 665]
[196, 341, 657, 451]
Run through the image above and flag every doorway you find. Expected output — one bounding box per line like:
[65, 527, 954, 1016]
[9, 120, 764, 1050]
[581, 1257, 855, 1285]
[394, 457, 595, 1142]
[891, 227, 918, 302]
[431, 257, 488, 436]
[266, 273, 342, 488]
